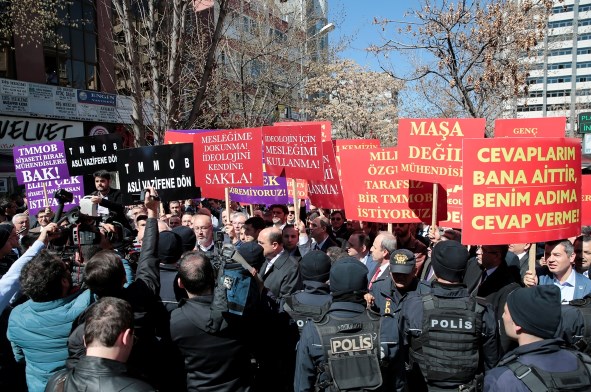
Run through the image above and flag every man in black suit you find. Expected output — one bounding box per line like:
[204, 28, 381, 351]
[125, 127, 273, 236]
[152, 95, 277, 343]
[507, 242, 532, 278]
[90, 170, 129, 229]
[256, 227, 301, 391]
[257, 227, 301, 300]
[464, 245, 521, 297]
[298, 216, 338, 257]
[464, 244, 522, 354]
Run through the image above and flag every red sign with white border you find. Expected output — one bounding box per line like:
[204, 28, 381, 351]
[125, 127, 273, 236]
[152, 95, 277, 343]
[462, 137, 581, 245]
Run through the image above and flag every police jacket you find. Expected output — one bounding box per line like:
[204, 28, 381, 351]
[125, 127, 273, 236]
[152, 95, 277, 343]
[294, 301, 399, 392]
[484, 339, 588, 392]
[287, 280, 331, 307]
[373, 276, 418, 315]
[400, 281, 498, 388]
[170, 295, 253, 392]
[45, 356, 155, 392]
[283, 280, 331, 332]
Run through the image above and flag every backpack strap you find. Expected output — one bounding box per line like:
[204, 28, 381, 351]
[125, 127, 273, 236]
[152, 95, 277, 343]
[505, 361, 548, 392]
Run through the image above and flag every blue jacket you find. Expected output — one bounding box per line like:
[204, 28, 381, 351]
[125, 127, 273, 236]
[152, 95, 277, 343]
[484, 339, 582, 392]
[538, 267, 591, 300]
[0, 240, 45, 313]
[7, 289, 91, 392]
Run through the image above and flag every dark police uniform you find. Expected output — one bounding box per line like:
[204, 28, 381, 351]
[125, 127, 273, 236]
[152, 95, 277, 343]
[400, 282, 498, 391]
[294, 301, 398, 392]
[283, 280, 331, 333]
[484, 339, 591, 391]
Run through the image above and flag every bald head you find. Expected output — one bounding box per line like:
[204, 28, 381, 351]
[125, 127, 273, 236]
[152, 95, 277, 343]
[258, 227, 283, 259]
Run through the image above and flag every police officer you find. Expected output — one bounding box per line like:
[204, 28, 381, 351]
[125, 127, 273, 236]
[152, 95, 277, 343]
[399, 240, 498, 391]
[484, 285, 591, 391]
[283, 250, 332, 333]
[294, 257, 397, 392]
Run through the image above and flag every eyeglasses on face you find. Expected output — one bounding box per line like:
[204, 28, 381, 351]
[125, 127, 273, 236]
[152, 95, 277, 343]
[194, 226, 212, 232]
[288, 211, 295, 214]
[330, 217, 342, 221]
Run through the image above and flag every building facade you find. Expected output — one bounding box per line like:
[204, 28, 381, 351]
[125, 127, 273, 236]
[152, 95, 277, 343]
[512, 0, 591, 135]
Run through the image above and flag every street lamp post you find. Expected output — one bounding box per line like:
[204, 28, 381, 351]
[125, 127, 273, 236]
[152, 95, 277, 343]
[299, 22, 335, 121]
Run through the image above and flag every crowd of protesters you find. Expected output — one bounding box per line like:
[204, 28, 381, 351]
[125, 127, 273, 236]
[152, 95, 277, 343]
[1, 169, 591, 391]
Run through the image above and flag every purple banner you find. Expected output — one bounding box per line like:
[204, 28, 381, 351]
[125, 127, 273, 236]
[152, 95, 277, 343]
[230, 173, 288, 205]
[13, 141, 70, 184]
[25, 176, 85, 215]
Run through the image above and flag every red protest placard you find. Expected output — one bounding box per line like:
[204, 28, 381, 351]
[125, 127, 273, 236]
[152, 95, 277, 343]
[462, 138, 581, 245]
[340, 148, 428, 224]
[308, 141, 345, 209]
[438, 184, 463, 228]
[333, 139, 380, 177]
[164, 131, 196, 144]
[582, 175, 591, 225]
[274, 121, 331, 142]
[193, 128, 264, 188]
[287, 178, 309, 202]
[398, 118, 485, 184]
[263, 125, 324, 180]
[495, 117, 566, 138]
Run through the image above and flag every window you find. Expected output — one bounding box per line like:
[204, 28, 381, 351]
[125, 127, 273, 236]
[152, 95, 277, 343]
[547, 76, 571, 83]
[553, 4, 574, 13]
[44, 0, 98, 89]
[548, 19, 573, 28]
[548, 48, 573, 56]
[547, 62, 571, 70]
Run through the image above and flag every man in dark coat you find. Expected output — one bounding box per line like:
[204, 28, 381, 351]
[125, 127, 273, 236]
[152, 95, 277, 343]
[89, 170, 129, 230]
[464, 244, 522, 355]
[484, 286, 591, 391]
[257, 227, 301, 300]
[67, 188, 178, 391]
[170, 251, 253, 392]
[46, 297, 155, 392]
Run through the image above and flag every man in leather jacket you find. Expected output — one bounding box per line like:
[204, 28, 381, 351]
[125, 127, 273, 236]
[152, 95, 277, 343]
[45, 297, 155, 391]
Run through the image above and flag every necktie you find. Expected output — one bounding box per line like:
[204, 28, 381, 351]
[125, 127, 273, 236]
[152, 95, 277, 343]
[314, 244, 320, 250]
[368, 267, 381, 289]
[264, 262, 271, 275]
[480, 269, 488, 284]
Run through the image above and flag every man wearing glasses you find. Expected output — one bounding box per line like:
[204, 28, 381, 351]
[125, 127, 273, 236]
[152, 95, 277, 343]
[330, 210, 351, 242]
[193, 214, 215, 253]
[286, 204, 296, 225]
[464, 244, 522, 355]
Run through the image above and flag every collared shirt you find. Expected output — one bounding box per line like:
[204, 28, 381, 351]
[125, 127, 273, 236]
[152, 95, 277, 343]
[360, 254, 372, 267]
[314, 237, 328, 251]
[585, 270, 589, 278]
[198, 240, 214, 252]
[553, 269, 576, 303]
[483, 265, 498, 279]
[265, 249, 285, 274]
